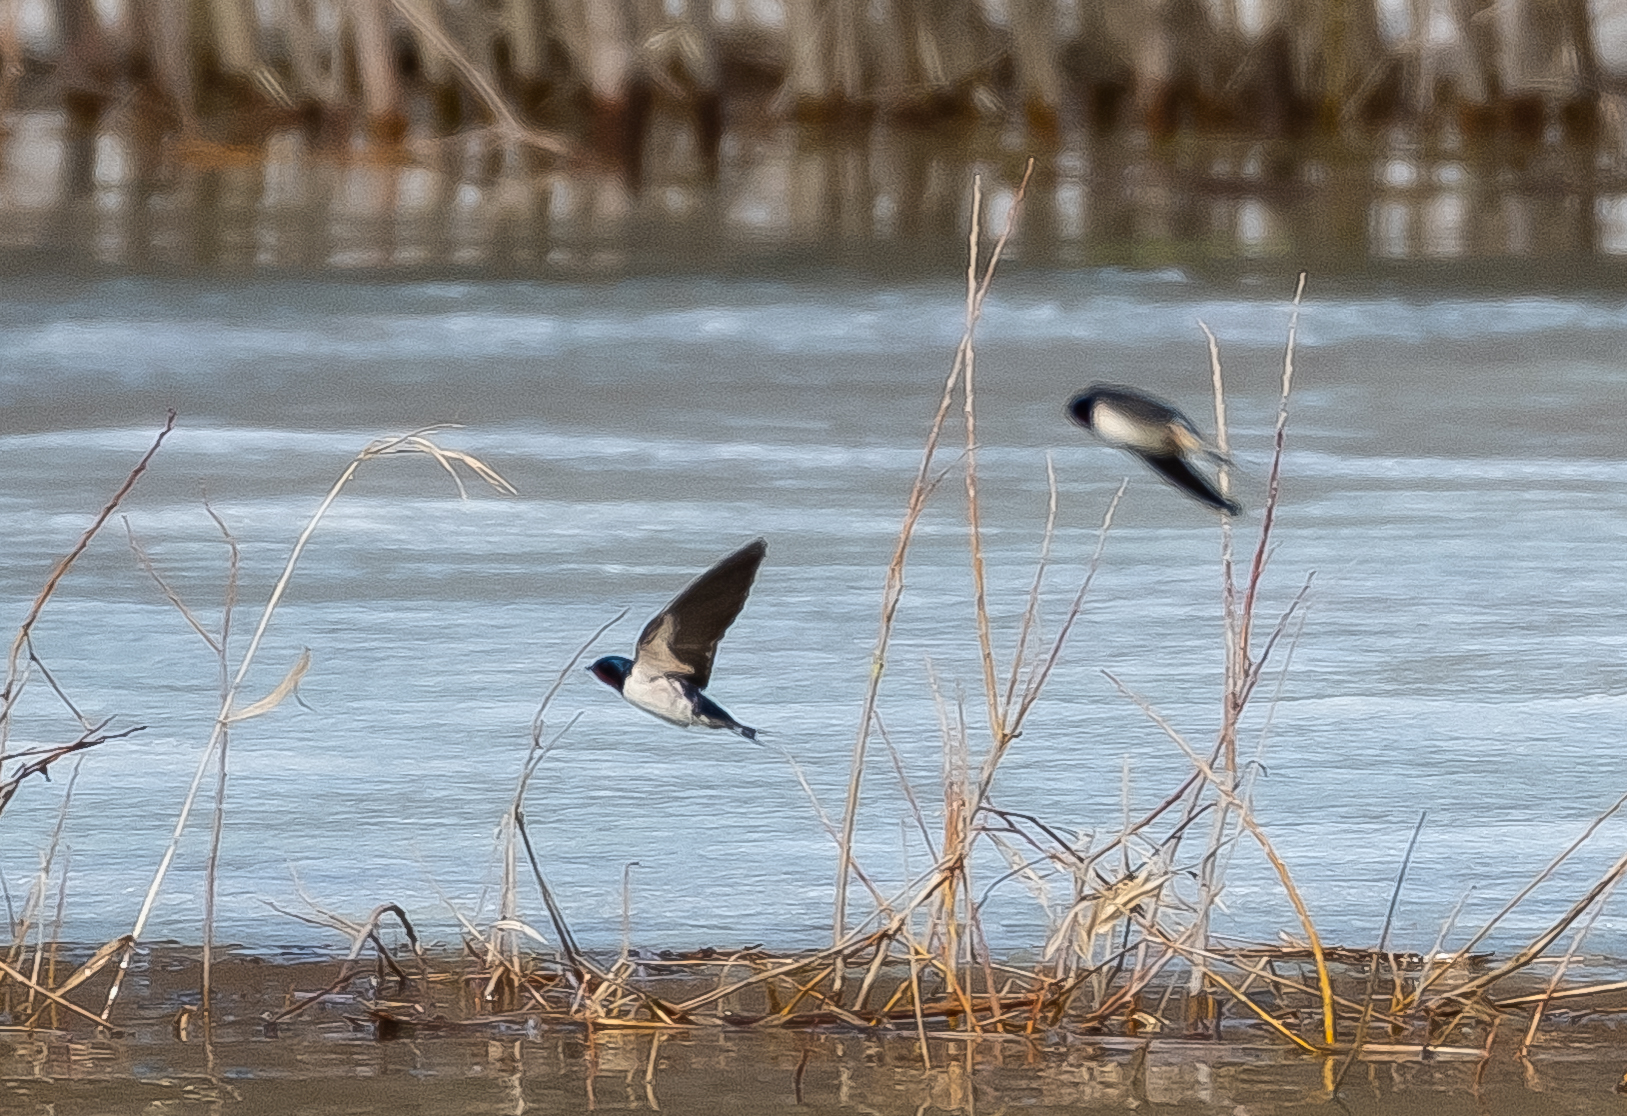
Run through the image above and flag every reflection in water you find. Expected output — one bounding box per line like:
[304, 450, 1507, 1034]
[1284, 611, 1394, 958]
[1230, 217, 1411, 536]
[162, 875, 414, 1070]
[5, 108, 1627, 276]
[6, 1000, 1627, 1116]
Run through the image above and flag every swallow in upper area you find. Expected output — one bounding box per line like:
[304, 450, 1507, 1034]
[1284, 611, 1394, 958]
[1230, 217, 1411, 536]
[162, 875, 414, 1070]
[588, 538, 766, 740]
[1067, 384, 1241, 515]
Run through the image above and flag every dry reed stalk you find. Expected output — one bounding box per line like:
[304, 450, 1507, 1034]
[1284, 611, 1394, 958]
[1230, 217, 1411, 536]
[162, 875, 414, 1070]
[1201, 321, 1238, 773]
[500, 610, 623, 978]
[832, 159, 1034, 949]
[1413, 787, 1627, 1002]
[0, 956, 110, 1028]
[907, 944, 931, 1065]
[926, 671, 978, 1027]
[5, 757, 80, 995]
[21, 869, 44, 1015]
[43, 846, 69, 1020]
[1180, 320, 1239, 1026]
[853, 929, 904, 1010]
[1187, 277, 1331, 1043]
[1001, 456, 1060, 718]
[1196, 964, 1320, 1052]
[958, 162, 1037, 762]
[0, 723, 141, 818]
[101, 427, 514, 1020]
[386, 0, 570, 156]
[1334, 811, 1426, 1089]
[1436, 849, 1627, 1008]
[202, 504, 240, 1027]
[1106, 671, 1335, 1047]
[1, 412, 173, 763]
[26, 934, 130, 1011]
[263, 902, 424, 1026]
[125, 504, 241, 1026]
[1515, 868, 1623, 1057]
[960, 177, 1000, 749]
[877, 716, 939, 860]
[1495, 977, 1627, 1009]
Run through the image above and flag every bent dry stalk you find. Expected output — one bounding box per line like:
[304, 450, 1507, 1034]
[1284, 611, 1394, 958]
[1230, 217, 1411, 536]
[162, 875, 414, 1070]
[1, 411, 173, 767]
[98, 427, 516, 1021]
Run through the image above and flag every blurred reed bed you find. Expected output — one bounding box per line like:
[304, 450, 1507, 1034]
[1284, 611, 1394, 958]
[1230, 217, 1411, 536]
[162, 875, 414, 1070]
[7, 0, 1616, 146]
[4, 173, 1627, 1073]
[10, 2, 1627, 282]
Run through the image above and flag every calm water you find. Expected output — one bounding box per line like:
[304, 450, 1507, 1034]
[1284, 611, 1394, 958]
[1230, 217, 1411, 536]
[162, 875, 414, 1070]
[3, 268, 1627, 959]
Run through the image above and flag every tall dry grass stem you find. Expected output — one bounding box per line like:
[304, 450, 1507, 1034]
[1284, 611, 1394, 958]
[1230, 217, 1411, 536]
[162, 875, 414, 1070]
[1515, 868, 1623, 1057]
[1413, 787, 1627, 1003]
[1335, 810, 1425, 1087]
[1435, 849, 1627, 1007]
[1196, 274, 1333, 1044]
[832, 158, 1034, 949]
[126, 503, 242, 1025]
[201, 502, 240, 1027]
[501, 609, 626, 976]
[100, 427, 514, 1020]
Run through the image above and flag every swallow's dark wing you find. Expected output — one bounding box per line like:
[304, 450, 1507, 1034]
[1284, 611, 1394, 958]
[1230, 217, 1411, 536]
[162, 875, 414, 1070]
[635, 538, 768, 688]
[1138, 453, 1241, 515]
[1088, 385, 1185, 427]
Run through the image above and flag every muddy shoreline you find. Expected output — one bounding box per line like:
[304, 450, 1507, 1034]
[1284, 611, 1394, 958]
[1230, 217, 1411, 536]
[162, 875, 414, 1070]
[4, 947, 1627, 1115]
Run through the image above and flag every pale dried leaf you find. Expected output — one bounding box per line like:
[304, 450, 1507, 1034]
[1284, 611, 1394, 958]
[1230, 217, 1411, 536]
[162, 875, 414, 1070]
[228, 650, 312, 723]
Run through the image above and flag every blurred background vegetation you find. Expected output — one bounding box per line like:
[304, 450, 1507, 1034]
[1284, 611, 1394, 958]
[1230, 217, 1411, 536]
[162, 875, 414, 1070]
[4, 0, 1627, 276]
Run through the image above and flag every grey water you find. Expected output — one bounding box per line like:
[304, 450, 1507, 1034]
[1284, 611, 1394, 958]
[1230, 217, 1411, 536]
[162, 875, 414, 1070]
[4, 268, 1627, 959]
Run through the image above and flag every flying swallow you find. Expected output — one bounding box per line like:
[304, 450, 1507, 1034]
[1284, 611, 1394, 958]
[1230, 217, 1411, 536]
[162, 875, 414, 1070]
[1067, 384, 1241, 515]
[588, 538, 766, 740]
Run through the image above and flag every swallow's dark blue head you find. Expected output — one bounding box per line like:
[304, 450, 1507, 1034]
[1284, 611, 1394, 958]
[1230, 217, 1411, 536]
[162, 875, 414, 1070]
[1066, 391, 1096, 429]
[587, 655, 633, 693]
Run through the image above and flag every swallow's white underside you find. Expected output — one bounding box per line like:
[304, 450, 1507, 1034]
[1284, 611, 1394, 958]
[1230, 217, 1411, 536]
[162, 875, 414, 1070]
[1091, 403, 1174, 454]
[621, 664, 705, 728]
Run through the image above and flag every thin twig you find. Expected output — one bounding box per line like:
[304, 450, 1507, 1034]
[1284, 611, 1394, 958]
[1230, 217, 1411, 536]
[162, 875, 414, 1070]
[2, 411, 175, 758]
[1335, 811, 1426, 1091]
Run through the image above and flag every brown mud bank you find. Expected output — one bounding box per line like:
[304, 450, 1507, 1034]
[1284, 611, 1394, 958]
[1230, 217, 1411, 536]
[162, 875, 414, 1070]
[6, 948, 1627, 1116]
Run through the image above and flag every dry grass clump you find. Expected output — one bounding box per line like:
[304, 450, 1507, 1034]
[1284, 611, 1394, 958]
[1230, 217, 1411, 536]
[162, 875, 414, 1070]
[4, 176, 1627, 1082]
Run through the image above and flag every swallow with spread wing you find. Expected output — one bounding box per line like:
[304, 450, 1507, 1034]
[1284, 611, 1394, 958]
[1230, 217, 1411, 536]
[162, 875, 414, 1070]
[588, 538, 766, 740]
[1067, 384, 1241, 515]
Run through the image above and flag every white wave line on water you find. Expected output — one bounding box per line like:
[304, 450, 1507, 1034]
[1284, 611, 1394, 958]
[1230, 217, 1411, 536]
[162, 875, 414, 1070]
[1283, 450, 1627, 483]
[7, 287, 1627, 380]
[0, 424, 931, 476]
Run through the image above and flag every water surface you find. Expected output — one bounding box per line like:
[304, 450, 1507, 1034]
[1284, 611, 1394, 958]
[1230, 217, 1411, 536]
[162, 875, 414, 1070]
[3, 269, 1627, 960]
